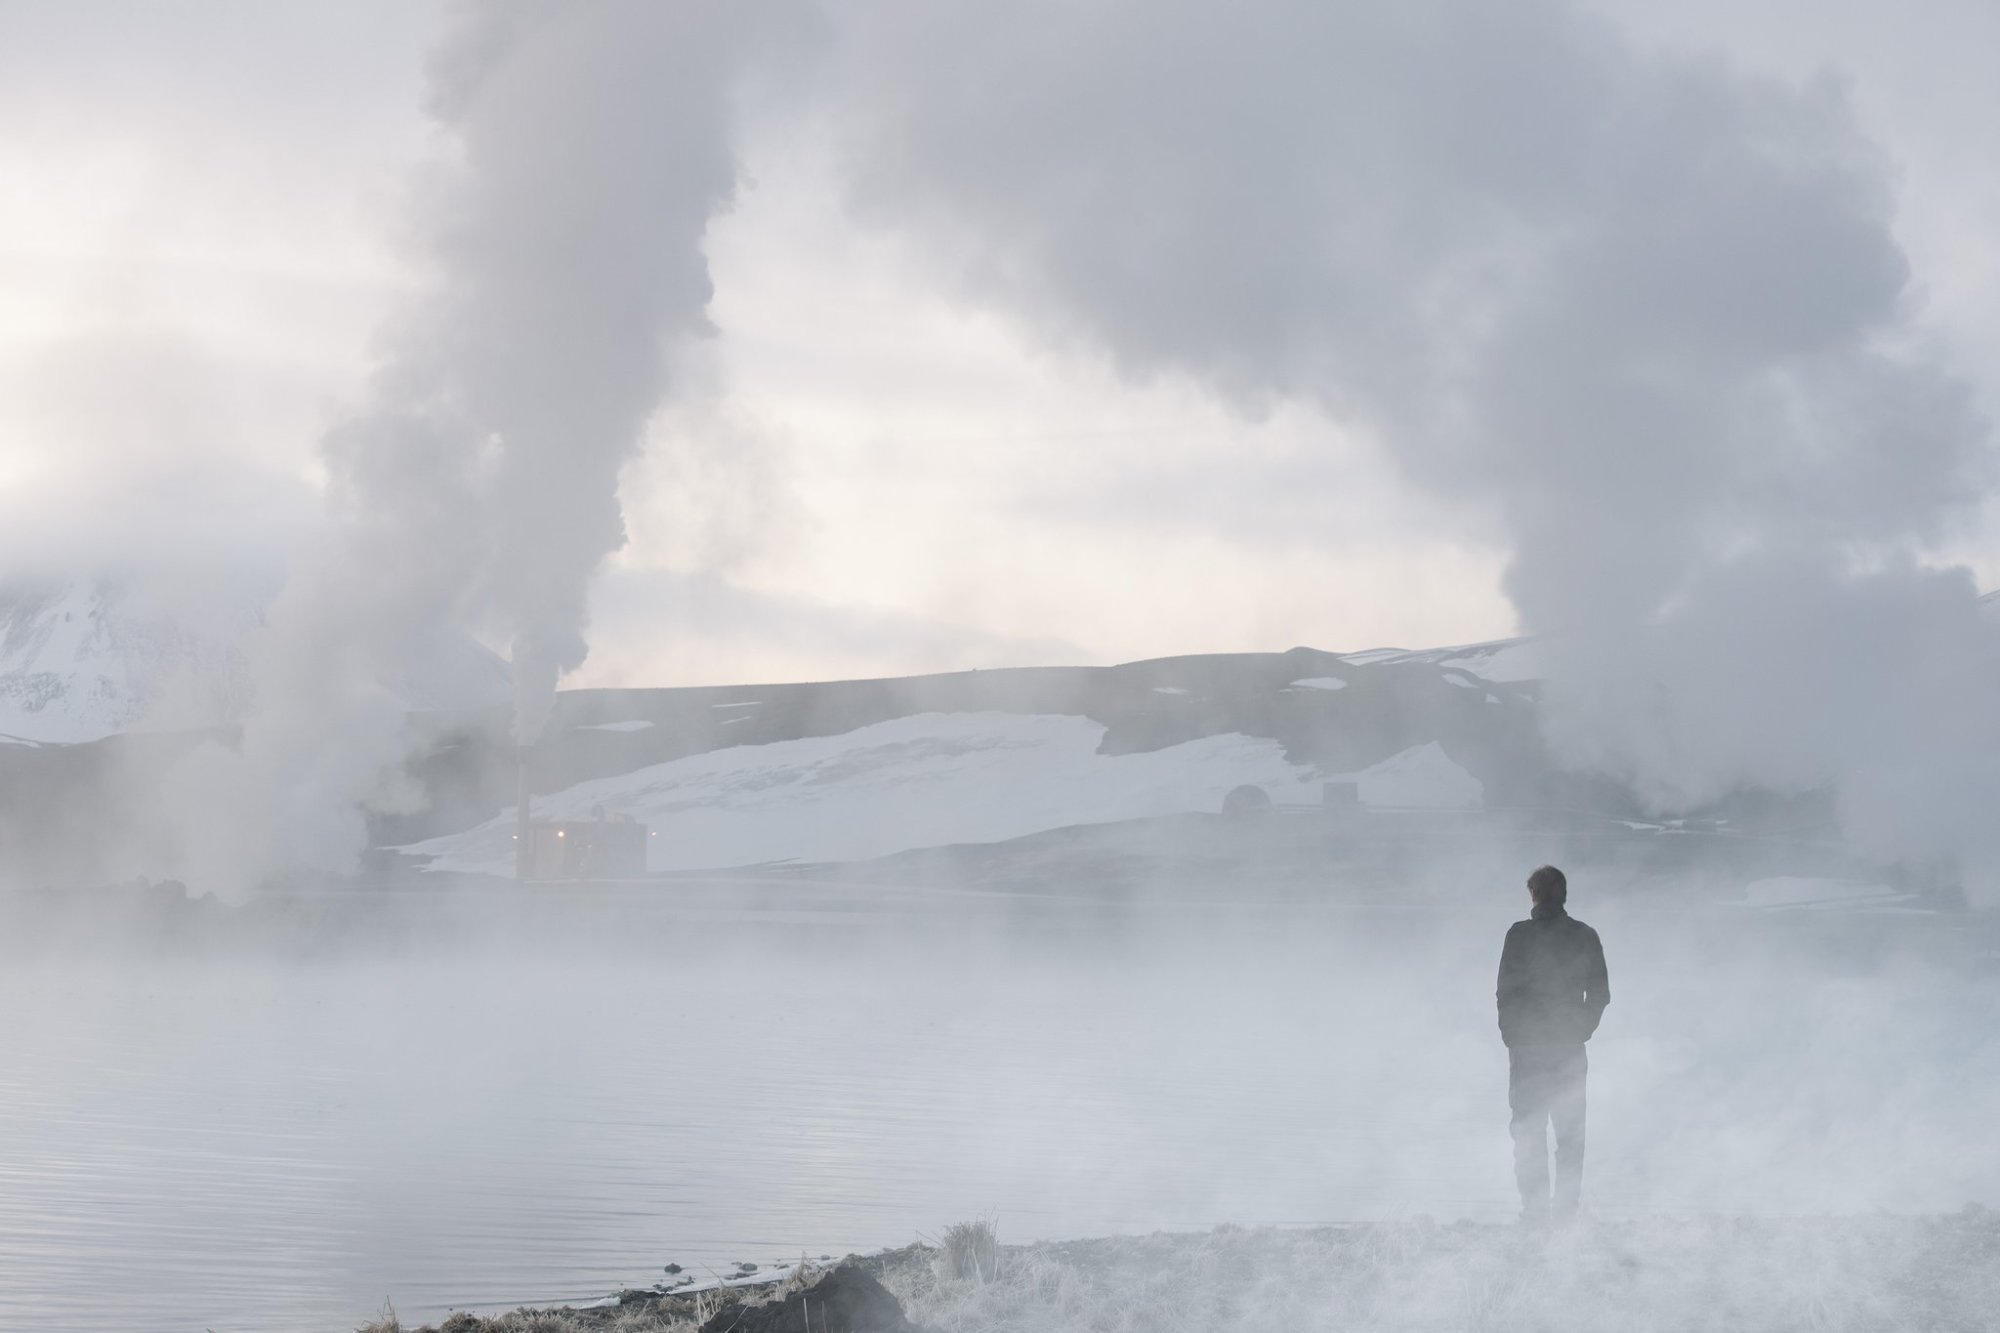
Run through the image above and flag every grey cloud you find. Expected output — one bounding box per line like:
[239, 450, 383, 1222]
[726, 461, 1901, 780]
[826, 1, 1983, 616]
[588, 566, 1090, 686]
[0, 328, 322, 593]
[991, 423, 1500, 554]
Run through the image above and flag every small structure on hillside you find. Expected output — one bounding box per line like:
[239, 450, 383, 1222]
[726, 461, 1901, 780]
[1221, 784, 1275, 817]
[520, 812, 650, 880]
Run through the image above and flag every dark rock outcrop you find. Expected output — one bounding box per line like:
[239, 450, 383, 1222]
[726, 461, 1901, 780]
[697, 1265, 917, 1333]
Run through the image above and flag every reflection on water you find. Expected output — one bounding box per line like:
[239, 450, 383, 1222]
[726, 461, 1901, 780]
[2, 891, 1998, 1332]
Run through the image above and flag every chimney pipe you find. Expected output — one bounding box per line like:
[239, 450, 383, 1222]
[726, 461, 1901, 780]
[515, 744, 533, 881]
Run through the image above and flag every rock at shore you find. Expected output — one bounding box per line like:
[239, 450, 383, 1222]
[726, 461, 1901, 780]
[700, 1265, 918, 1333]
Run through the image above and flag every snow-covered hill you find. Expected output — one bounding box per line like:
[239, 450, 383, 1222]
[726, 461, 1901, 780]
[378, 632, 1537, 876]
[402, 713, 1484, 875]
[0, 576, 513, 746]
[0, 578, 257, 744]
[17, 591, 1990, 884]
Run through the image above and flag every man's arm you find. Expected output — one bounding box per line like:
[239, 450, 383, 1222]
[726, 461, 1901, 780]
[1581, 927, 1610, 1039]
[1496, 925, 1524, 1045]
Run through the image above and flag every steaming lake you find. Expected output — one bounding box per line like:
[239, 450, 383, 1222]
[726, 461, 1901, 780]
[4, 884, 2000, 1332]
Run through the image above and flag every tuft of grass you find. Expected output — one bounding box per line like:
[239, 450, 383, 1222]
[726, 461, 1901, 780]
[356, 1300, 401, 1333]
[937, 1218, 1001, 1284]
[780, 1252, 826, 1295]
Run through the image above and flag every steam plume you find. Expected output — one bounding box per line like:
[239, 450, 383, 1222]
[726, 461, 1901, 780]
[428, 0, 788, 742]
[175, 0, 2000, 888]
[822, 0, 1997, 870]
[176, 0, 788, 888]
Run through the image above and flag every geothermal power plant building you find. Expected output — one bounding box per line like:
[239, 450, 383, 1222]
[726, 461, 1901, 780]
[518, 816, 649, 880]
[515, 746, 649, 880]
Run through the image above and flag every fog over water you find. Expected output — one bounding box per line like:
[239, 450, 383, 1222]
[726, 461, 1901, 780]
[5, 882, 2000, 1331]
[5, 1, 2000, 1330]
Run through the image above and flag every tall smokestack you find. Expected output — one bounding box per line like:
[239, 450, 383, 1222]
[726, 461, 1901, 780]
[515, 745, 533, 881]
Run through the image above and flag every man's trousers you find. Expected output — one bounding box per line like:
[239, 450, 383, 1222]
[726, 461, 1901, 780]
[1508, 1043, 1587, 1218]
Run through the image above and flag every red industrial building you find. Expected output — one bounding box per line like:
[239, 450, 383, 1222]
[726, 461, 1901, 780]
[518, 814, 650, 880]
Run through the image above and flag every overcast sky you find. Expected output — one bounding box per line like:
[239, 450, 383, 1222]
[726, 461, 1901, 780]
[1, 0, 1994, 687]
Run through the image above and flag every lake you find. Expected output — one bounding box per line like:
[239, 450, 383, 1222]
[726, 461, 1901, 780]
[3, 883, 1998, 1331]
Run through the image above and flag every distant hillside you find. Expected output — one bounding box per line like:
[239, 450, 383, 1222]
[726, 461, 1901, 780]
[0, 575, 511, 747]
[0, 577, 257, 744]
[381, 638, 1643, 875]
[9, 593, 1990, 888]
[2, 633, 1598, 885]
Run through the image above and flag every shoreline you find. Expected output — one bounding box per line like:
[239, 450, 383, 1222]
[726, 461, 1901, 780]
[361, 1211, 2000, 1332]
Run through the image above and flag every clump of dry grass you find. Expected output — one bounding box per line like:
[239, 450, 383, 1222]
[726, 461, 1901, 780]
[936, 1219, 1001, 1284]
[779, 1252, 828, 1294]
[357, 1300, 401, 1333]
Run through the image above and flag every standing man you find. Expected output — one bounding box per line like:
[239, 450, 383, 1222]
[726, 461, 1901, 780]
[1497, 865, 1609, 1224]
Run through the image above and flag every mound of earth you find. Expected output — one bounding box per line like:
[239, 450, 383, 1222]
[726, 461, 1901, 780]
[696, 1266, 917, 1333]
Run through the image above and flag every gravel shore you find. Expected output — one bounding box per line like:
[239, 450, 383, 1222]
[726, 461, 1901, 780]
[358, 1210, 2000, 1333]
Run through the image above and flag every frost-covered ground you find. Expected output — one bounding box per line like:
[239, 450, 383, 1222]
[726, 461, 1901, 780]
[363, 1213, 2000, 1332]
[398, 713, 1485, 875]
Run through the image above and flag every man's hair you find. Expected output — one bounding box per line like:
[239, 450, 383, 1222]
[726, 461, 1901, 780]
[1527, 864, 1568, 905]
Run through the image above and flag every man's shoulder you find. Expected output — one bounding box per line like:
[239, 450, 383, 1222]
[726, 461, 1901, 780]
[1510, 913, 1602, 941]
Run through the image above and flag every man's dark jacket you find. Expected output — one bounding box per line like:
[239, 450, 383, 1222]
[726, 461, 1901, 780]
[1497, 903, 1609, 1048]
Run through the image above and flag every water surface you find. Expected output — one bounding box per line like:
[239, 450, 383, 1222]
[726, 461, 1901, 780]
[3, 886, 1997, 1331]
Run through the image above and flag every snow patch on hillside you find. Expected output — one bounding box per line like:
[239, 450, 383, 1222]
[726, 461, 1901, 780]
[1331, 638, 1542, 683]
[403, 711, 1324, 875]
[1321, 740, 1484, 810]
[1436, 639, 1542, 682]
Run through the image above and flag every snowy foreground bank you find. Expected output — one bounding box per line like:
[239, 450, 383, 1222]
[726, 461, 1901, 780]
[362, 1213, 2000, 1333]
